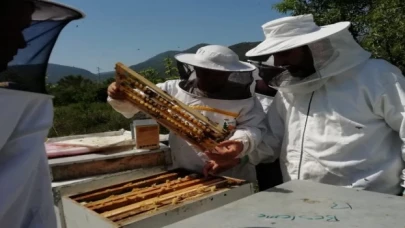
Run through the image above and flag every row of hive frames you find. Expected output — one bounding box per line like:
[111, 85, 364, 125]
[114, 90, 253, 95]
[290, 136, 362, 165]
[71, 171, 231, 222]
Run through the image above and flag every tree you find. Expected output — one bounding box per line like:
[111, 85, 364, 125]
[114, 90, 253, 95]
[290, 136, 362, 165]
[139, 67, 165, 84]
[273, 0, 405, 72]
[103, 77, 115, 86]
[48, 75, 101, 105]
[362, 0, 405, 69]
[57, 75, 93, 87]
[163, 57, 179, 79]
[47, 58, 178, 137]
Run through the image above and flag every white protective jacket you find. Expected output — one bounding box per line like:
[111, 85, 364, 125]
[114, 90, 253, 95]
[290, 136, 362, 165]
[253, 30, 405, 195]
[251, 93, 274, 165]
[0, 89, 56, 227]
[108, 80, 266, 183]
[255, 93, 274, 114]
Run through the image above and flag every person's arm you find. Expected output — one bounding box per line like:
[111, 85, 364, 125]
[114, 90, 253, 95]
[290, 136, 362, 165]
[203, 97, 266, 175]
[107, 97, 139, 118]
[107, 81, 171, 118]
[227, 97, 266, 158]
[248, 93, 285, 165]
[372, 67, 405, 176]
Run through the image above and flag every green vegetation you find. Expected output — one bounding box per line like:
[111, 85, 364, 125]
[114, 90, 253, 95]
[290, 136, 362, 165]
[48, 57, 178, 137]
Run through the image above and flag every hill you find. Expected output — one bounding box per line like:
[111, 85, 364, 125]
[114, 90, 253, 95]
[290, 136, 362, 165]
[98, 43, 208, 80]
[47, 64, 96, 83]
[228, 42, 261, 61]
[49, 41, 261, 82]
[130, 43, 208, 72]
[98, 42, 259, 80]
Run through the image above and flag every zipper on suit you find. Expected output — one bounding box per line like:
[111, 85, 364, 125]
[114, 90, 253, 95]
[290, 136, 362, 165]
[297, 91, 315, 180]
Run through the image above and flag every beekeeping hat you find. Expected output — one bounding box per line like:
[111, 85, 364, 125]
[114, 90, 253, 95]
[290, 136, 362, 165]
[30, 0, 85, 20]
[245, 14, 372, 95]
[246, 14, 350, 57]
[175, 45, 256, 100]
[0, 0, 85, 94]
[175, 45, 256, 72]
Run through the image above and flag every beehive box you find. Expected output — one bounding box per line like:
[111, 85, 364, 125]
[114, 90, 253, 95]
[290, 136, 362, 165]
[52, 166, 167, 228]
[164, 180, 405, 228]
[47, 130, 172, 181]
[131, 119, 160, 150]
[61, 169, 254, 228]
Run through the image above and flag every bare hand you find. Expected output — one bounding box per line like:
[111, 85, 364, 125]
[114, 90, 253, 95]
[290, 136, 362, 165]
[205, 140, 243, 161]
[107, 82, 126, 100]
[203, 159, 240, 176]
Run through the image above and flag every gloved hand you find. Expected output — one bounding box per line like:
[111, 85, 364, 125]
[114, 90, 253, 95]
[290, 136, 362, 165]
[203, 158, 240, 176]
[204, 140, 243, 161]
[107, 82, 126, 100]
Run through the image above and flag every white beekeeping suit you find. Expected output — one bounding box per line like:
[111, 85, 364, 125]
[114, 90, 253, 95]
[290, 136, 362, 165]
[246, 14, 405, 195]
[0, 1, 84, 227]
[255, 93, 273, 113]
[251, 69, 275, 112]
[248, 70, 274, 165]
[248, 71, 283, 190]
[109, 45, 266, 183]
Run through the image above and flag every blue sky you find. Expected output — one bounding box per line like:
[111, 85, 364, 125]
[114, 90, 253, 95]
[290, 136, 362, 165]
[49, 0, 285, 73]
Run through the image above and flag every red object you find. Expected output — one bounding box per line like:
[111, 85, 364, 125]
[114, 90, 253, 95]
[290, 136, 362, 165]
[45, 143, 94, 158]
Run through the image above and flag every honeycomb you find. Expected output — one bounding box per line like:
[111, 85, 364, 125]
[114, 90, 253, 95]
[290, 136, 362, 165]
[115, 62, 230, 151]
[70, 169, 245, 223]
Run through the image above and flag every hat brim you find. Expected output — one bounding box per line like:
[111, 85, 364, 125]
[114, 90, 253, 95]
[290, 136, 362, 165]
[174, 53, 256, 72]
[246, 22, 350, 57]
[32, 0, 85, 21]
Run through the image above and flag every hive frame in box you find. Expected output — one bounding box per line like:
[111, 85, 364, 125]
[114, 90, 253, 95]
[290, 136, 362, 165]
[115, 62, 230, 152]
[52, 167, 167, 228]
[60, 169, 254, 228]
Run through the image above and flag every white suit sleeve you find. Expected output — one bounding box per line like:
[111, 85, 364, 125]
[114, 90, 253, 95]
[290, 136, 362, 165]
[249, 93, 285, 165]
[372, 69, 405, 164]
[107, 81, 169, 119]
[228, 97, 266, 158]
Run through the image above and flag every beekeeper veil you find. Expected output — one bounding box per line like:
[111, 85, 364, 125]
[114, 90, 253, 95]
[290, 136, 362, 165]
[175, 45, 256, 100]
[0, 0, 85, 94]
[246, 14, 371, 94]
[0, 2, 84, 227]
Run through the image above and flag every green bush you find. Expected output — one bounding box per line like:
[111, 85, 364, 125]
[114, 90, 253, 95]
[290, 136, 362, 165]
[48, 58, 177, 138]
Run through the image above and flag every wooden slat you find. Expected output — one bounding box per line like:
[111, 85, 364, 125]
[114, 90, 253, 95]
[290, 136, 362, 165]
[115, 63, 229, 151]
[87, 176, 207, 211]
[116, 63, 224, 132]
[102, 178, 226, 219]
[109, 180, 228, 222]
[52, 151, 166, 182]
[72, 173, 179, 202]
[68, 169, 248, 224]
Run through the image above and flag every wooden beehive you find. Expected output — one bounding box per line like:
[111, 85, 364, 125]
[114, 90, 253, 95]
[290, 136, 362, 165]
[47, 130, 171, 182]
[115, 63, 230, 152]
[131, 119, 160, 150]
[62, 169, 253, 228]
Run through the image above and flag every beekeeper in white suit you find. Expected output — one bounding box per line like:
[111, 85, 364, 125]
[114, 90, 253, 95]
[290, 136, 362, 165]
[108, 45, 266, 182]
[249, 70, 283, 191]
[0, 1, 84, 227]
[246, 14, 405, 195]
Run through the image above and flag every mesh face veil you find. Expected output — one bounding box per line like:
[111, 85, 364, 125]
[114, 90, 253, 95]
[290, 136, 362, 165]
[248, 29, 371, 94]
[176, 61, 254, 100]
[0, 1, 84, 94]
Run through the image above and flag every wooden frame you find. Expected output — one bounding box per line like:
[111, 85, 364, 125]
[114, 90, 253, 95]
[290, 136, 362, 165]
[115, 63, 230, 151]
[61, 169, 253, 228]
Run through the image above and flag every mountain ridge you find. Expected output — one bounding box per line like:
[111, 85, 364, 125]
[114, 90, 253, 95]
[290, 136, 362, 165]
[46, 41, 260, 83]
